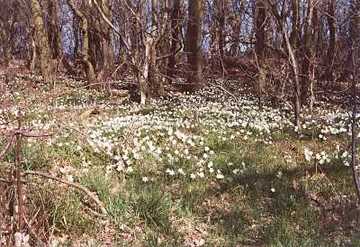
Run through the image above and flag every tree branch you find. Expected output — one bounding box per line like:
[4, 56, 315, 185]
[23, 171, 108, 216]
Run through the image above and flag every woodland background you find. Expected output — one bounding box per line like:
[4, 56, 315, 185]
[0, 0, 360, 246]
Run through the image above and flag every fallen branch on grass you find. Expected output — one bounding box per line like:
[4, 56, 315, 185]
[208, 81, 239, 103]
[23, 171, 108, 216]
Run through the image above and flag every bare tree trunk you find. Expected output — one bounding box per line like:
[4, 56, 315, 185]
[73, 15, 80, 57]
[285, 30, 301, 130]
[186, 0, 203, 89]
[229, 1, 244, 56]
[255, 0, 266, 107]
[214, 0, 227, 76]
[30, 37, 37, 71]
[216, 0, 226, 59]
[0, 26, 11, 66]
[100, 0, 115, 77]
[266, 0, 301, 130]
[168, 0, 181, 81]
[351, 78, 360, 202]
[0, 1, 16, 67]
[350, 0, 360, 202]
[67, 0, 96, 84]
[290, 0, 300, 49]
[31, 0, 54, 83]
[47, 0, 62, 59]
[309, 7, 318, 112]
[255, 0, 266, 60]
[301, 0, 315, 105]
[2, 33, 11, 67]
[324, 0, 336, 81]
[140, 36, 153, 104]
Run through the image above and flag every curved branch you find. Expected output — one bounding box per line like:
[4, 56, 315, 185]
[24, 171, 108, 216]
[156, 41, 183, 62]
[92, 0, 129, 51]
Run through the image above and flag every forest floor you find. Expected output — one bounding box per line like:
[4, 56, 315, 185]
[0, 72, 360, 246]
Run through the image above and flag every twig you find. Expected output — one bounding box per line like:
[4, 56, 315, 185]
[156, 42, 183, 62]
[208, 81, 239, 103]
[111, 61, 127, 78]
[23, 171, 108, 216]
[0, 178, 15, 184]
[3, 129, 53, 139]
[92, 0, 129, 50]
[23, 214, 46, 247]
[15, 118, 24, 231]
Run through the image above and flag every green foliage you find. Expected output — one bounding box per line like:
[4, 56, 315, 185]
[131, 186, 172, 233]
[265, 206, 320, 246]
[50, 191, 95, 234]
[107, 194, 127, 224]
[3, 80, 359, 246]
[80, 169, 110, 201]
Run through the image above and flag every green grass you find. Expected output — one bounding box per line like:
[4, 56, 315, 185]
[50, 190, 95, 234]
[4, 128, 358, 246]
[2, 85, 360, 246]
[49, 126, 359, 245]
[130, 185, 172, 233]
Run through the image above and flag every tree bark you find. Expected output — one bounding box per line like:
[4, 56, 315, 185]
[324, 0, 336, 81]
[30, 37, 37, 71]
[47, 0, 62, 59]
[67, 0, 96, 83]
[139, 36, 152, 104]
[255, 0, 267, 106]
[100, 0, 115, 77]
[285, 28, 301, 131]
[31, 0, 54, 83]
[216, 0, 226, 59]
[350, 0, 360, 203]
[266, 0, 301, 130]
[290, 0, 300, 50]
[186, 0, 203, 88]
[0, 0, 16, 67]
[168, 0, 181, 80]
[301, 0, 315, 104]
[0, 27, 11, 66]
[255, 0, 266, 60]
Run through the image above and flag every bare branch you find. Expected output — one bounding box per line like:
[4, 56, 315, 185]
[24, 171, 108, 216]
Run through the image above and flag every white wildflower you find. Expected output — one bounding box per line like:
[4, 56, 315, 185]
[126, 166, 133, 173]
[304, 148, 313, 162]
[232, 169, 240, 175]
[166, 168, 176, 176]
[216, 171, 224, 179]
[197, 172, 205, 178]
[342, 151, 349, 158]
[178, 168, 186, 175]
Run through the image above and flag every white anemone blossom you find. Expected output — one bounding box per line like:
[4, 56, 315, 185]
[304, 147, 314, 162]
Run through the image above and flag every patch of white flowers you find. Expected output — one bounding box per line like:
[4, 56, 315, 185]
[7, 79, 354, 184]
[315, 151, 331, 165]
[304, 148, 314, 162]
[304, 146, 351, 167]
[82, 84, 356, 183]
